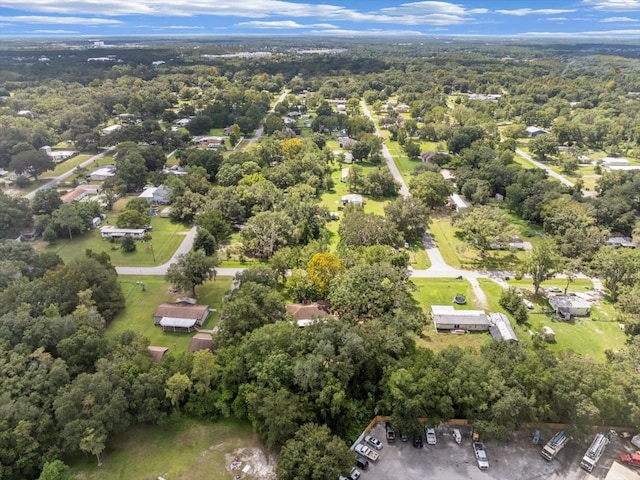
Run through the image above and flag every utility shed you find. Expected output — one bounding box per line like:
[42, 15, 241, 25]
[189, 333, 214, 352]
[549, 294, 591, 319]
[431, 305, 489, 331]
[488, 313, 518, 342]
[147, 346, 169, 362]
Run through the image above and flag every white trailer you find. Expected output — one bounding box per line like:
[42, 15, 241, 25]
[540, 431, 569, 461]
[580, 432, 610, 473]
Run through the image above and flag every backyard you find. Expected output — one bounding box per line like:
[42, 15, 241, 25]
[109, 275, 232, 352]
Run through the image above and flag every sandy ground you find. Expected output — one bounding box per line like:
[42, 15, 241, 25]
[226, 447, 277, 480]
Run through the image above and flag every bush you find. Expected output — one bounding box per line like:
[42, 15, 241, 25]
[120, 235, 137, 252]
[499, 287, 528, 324]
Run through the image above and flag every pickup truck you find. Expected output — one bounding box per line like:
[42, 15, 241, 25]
[355, 443, 379, 462]
[473, 442, 489, 470]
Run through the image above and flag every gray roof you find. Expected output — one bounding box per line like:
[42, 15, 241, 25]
[488, 313, 517, 342]
[431, 305, 489, 326]
[159, 317, 198, 328]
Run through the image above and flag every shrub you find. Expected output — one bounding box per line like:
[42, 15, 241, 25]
[499, 287, 529, 324]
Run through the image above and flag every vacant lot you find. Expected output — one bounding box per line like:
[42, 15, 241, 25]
[360, 422, 628, 480]
[109, 276, 232, 352]
[67, 417, 275, 480]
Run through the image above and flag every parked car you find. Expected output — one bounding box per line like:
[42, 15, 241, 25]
[473, 442, 489, 470]
[356, 455, 369, 470]
[385, 423, 396, 444]
[365, 434, 383, 450]
[413, 435, 423, 448]
[349, 467, 361, 480]
[425, 427, 437, 445]
[400, 431, 409, 442]
[548, 286, 562, 293]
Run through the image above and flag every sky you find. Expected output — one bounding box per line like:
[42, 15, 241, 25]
[0, 0, 640, 38]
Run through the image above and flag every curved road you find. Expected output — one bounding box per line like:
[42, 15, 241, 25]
[24, 147, 116, 200]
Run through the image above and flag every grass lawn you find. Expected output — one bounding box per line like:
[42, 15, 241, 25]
[42, 197, 188, 267]
[109, 276, 232, 352]
[66, 417, 264, 480]
[42, 154, 92, 178]
[512, 155, 536, 170]
[412, 277, 492, 352]
[505, 277, 594, 294]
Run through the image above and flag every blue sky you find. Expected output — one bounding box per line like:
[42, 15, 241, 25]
[0, 0, 639, 37]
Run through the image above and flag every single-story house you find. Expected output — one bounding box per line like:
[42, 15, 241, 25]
[338, 137, 357, 150]
[286, 303, 330, 328]
[102, 124, 122, 135]
[341, 167, 351, 182]
[548, 294, 591, 319]
[40, 146, 79, 163]
[153, 298, 210, 333]
[193, 135, 223, 149]
[341, 194, 364, 206]
[449, 194, 470, 212]
[148, 346, 169, 363]
[139, 185, 172, 204]
[163, 165, 187, 176]
[601, 157, 640, 171]
[176, 118, 191, 127]
[17, 110, 33, 117]
[100, 226, 146, 239]
[87, 165, 116, 181]
[488, 313, 517, 342]
[526, 126, 549, 137]
[189, 333, 214, 352]
[431, 305, 489, 331]
[606, 236, 636, 248]
[60, 184, 101, 203]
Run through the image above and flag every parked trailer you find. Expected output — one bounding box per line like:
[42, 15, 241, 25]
[541, 431, 569, 461]
[580, 432, 610, 473]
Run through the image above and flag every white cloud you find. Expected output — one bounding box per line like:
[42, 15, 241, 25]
[236, 20, 338, 29]
[521, 28, 640, 36]
[30, 29, 79, 33]
[547, 17, 569, 21]
[0, 15, 122, 25]
[496, 9, 577, 16]
[163, 25, 205, 29]
[583, 0, 640, 11]
[309, 28, 424, 36]
[601, 15, 639, 21]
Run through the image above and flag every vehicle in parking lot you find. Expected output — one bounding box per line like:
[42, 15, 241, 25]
[365, 434, 383, 450]
[413, 435, 423, 448]
[548, 286, 562, 293]
[425, 427, 437, 445]
[355, 454, 369, 470]
[473, 442, 489, 470]
[349, 467, 361, 480]
[452, 428, 461, 445]
[385, 423, 396, 444]
[400, 431, 409, 442]
[355, 443, 379, 462]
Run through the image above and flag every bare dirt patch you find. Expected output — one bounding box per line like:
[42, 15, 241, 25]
[226, 447, 277, 480]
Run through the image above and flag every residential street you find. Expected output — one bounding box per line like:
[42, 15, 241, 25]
[24, 146, 116, 200]
[515, 148, 575, 188]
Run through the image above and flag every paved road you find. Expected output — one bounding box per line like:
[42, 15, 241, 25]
[515, 148, 575, 188]
[246, 89, 290, 147]
[24, 147, 116, 200]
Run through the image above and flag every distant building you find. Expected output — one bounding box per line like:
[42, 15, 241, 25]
[341, 167, 351, 182]
[341, 194, 364, 206]
[606, 236, 636, 248]
[449, 194, 470, 212]
[601, 157, 640, 171]
[40, 146, 78, 163]
[175, 118, 191, 127]
[87, 165, 116, 181]
[286, 303, 330, 328]
[138, 185, 172, 204]
[526, 126, 549, 137]
[431, 305, 489, 331]
[193, 135, 223, 149]
[102, 124, 122, 134]
[60, 184, 101, 203]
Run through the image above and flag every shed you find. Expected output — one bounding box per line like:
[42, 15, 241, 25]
[449, 194, 470, 212]
[148, 346, 169, 362]
[488, 313, 518, 342]
[542, 326, 556, 342]
[189, 333, 214, 352]
[431, 305, 489, 331]
[548, 294, 591, 319]
[526, 126, 548, 137]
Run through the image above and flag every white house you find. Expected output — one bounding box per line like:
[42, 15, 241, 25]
[100, 226, 146, 239]
[548, 294, 591, 319]
[606, 236, 635, 248]
[87, 165, 116, 181]
[139, 185, 172, 204]
[431, 305, 489, 331]
[175, 118, 191, 127]
[341, 194, 364, 206]
[601, 157, 640, 171]
[40, 146, 78, 163]
[102, 124, 122, 135]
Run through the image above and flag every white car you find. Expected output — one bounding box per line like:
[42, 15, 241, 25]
[425, 427, 437, 445]
[365, 435, 383, 450]
[473, 442, 489, 470]
[349, 467, 361, 480]
[523, 299, 534, 309]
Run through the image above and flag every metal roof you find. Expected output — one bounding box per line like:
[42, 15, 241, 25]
[159, 317, 198, 328]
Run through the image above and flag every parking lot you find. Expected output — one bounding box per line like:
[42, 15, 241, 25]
[355, 423, 630, 480]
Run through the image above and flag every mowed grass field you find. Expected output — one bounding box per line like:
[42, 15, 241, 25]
[66, 417, 265, 480]
[42, 197, 187, 267]
[110, 276, 232, 352]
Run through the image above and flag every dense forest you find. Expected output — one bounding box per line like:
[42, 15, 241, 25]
[3, 38, 640, 479]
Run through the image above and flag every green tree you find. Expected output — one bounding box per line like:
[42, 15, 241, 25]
[32, 188, 62, 216]
[119, 234, 137, 252]
[453, 205, 517, 258]
[10, 149, 54, 180]
[165, 372, 192, 408]
[52, 203, 85, 240]
[590, 247, 640, 302]
[193, 227, 217, 256]
[520, 240, 561, 297]
[0, 190, 33, 239]
[278, 423, 355, 480]
[116, 209, 148, 228]
[529, 134, 558, 160]
[409, 171, 454, 208]
[241, 210, 294, 260]
[166, 250, 218, 297]
[499, 288, 529, 324]
[384, 197, 430, 243]
[38, 460, 68, 480]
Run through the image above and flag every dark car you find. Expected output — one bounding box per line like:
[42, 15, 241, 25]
[356, 455, 369, 470]
[413, 435, 423, 448]
[400, 431, 409, 442]
[385, 423, 396, 444]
